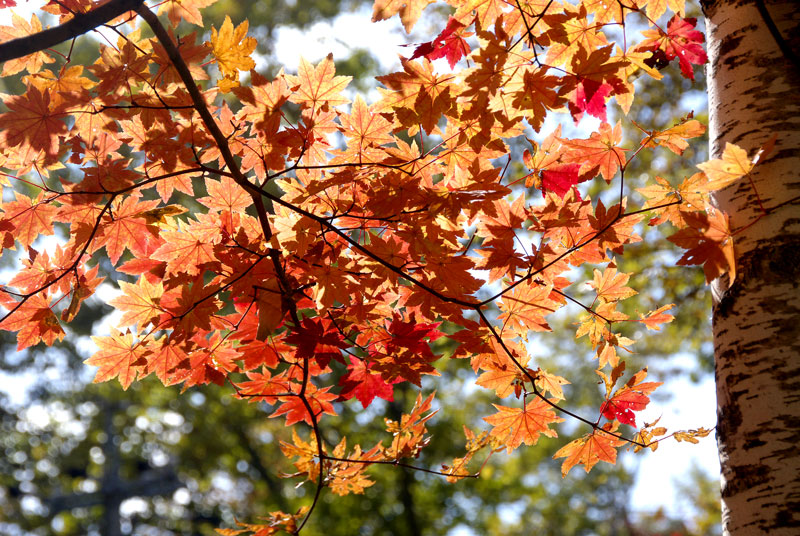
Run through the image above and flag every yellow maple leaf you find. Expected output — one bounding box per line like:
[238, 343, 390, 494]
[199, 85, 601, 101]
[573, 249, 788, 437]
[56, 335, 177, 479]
[697, 142, 753, 191]
[210, 16, 256, 90]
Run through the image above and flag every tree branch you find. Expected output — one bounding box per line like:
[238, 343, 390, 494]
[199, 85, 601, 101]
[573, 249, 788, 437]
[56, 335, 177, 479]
[0, 0, 145, 64]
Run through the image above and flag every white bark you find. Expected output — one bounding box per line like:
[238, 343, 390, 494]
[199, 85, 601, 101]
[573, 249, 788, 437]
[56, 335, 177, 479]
[703, 0, 800, 533]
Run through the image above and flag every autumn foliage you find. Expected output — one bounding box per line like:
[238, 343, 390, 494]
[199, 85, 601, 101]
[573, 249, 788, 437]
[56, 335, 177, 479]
[0, 0, 776, 532]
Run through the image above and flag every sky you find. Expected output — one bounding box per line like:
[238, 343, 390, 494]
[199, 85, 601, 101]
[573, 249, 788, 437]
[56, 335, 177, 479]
[0, 0, 720, 531]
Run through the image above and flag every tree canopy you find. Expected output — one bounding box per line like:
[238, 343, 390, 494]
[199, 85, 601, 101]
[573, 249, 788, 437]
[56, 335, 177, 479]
[0, 0, 774, 533]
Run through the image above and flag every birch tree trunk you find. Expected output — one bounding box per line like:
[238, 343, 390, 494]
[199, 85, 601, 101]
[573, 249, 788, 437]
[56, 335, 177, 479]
[702, 0, 800, 533]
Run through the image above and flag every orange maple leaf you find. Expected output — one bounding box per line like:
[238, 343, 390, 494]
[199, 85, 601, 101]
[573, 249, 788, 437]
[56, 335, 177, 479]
[639, 304, 675, 331]
[158, 0, 218, 27]
[109, 278, 165, 329]
[590, 265, 637, 303]
[0, 192, 57, 249]
[270, 384, 338, 426]
[285, 54, 352, 111]
[0, 84, 67, 162]
[0, 12, 53, 76]
[86, 331, 149, 390]
[668, 208, 736, 285]
[562, 121, 626, 182]
[371, 0, 435, 32]
[0, 293, 65, 350]
[498, 280, 558, 336]
[484, 398, 563, 453]
[641, 117, 706, 156]
[553, 422, 625, 476]
[141, 336, 189, 386]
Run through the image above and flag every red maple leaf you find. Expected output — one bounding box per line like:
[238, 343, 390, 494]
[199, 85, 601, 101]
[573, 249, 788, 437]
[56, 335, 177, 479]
[640, 16, 707, 80]
[541, 163, 582, 199]
[385, 312, 443, 357]
[571, 78, 613, 123]
[338, 356, 399, 408]
[410, 17, 471, 69]
[271, 384, 338, 426]
[285, 317, 348, 367]
[600, 368, 662, 427]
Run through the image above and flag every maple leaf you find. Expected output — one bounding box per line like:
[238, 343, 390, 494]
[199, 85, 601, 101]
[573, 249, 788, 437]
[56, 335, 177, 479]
[442, 426, 491, 483]
[673, 427, 713, 444]
[62, 265, 104, 323]
[385, 312, 443, 357]
[271, 385, 338, 426]
[327, 439, 382, 496]
[150, 218, 219, 276]
[171, 333, 241, 390]
[285, 317, 348, 367]
[0, 293, 65, 350]
[142, 336, 189, 386]
[95, 194, 161, 265]
[338, 356, 399, 408]
[600, 367, 662, 427]
[571, 78, 613, 123]
[535, 369, 570, 401]
[410, 17, 471, 69]
[668, 208, 736, 285]
[590, 265, 637, 303]
[216, 509, 309, 536]
[509, 67, 565, 132]
[0, 192, 57, 249]
[375, 57, 456, 134]
[280, 428, 321, 482]
[498, 280, 558, 337]
[639, 304, 675, 331]
[475, 342, 531, 399]
[235, 369, 292, 404]
[483, 398, 563, 453]
[0, 12, 52, 76]
[158, 0, 218, 27]
[640, 16, 707, 80]
[285, 54, 352, 111]
[562, 122, 626, 183]
[553, 423, 626, 476]
[0, 84, 67, 162]
[109, 278, 165, 329]
[198, 176, 253, 213]
[385, 392, 437, 459]
[641, 117, 706, 156]
[86, 331, 149, 390]
[372, 0, 435, 32]
[697, 142, 754, 191]
[337, 95, 394, 160]
[211, 16, 256, 91]
[540, 163, 582, 199]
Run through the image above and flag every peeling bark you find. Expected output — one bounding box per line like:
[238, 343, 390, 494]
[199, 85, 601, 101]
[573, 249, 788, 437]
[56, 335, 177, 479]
[703, 0, 800, 533]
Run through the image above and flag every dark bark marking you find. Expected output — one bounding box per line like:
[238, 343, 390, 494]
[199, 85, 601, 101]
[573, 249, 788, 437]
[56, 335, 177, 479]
[721, 462, 770, 498]
[719, 34, 745, 58]
[775, 506, 800, 527]
[714, 236, 800, 319]
[717, 383, 743, 442]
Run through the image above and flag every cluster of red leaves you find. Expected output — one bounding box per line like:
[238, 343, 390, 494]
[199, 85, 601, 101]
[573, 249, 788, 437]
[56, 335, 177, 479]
[0, 0, 741, 530]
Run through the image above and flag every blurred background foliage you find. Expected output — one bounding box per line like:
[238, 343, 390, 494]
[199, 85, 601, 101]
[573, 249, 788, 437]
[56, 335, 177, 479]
[0, 1, 719, 535]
